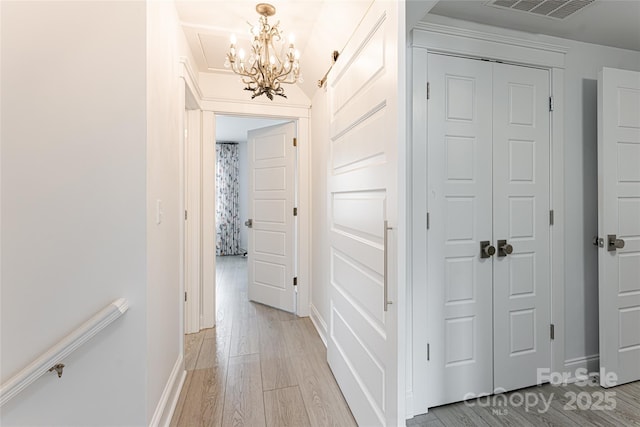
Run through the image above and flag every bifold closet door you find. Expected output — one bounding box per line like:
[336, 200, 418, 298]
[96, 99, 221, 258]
[492, 63, 551, 392]
[426, 53, 494, 407]
[426, 53, 552, 406]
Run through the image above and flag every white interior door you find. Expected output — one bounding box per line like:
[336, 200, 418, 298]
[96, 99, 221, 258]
[326, 2, 399, 425]
[247, 122, 296, 313]
[426, 53, 494, 407]
[598, 67, 640, 387]
[424, 54, 552, 406]
[492, 63, 551, 392]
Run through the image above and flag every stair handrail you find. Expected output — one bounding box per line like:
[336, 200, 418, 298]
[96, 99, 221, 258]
[0, 298, 129, 406]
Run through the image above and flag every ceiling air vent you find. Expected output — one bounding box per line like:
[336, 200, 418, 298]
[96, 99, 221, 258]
[488, 0, 595, 19]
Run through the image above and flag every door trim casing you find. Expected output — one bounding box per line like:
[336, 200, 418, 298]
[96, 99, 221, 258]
[201, 110, 311, 320]
[408, 19, 567, 417]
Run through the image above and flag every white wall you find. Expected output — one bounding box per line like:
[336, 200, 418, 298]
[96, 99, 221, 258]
[1, 1, 148, 425]
[560, 39, 640, 361]
[146, 0, 195, 423]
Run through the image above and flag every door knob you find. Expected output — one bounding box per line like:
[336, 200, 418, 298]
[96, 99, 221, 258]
[497, 240, 513, 257]
[607, 234, 625, 252]
[480, 241, 496, 258]
[244, 219, 253, 228]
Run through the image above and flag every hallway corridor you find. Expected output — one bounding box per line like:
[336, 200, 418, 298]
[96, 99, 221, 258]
[170, 256, 356, 427]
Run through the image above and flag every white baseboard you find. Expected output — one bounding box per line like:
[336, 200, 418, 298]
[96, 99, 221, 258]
[405, 390, 414, 420]
[562, 354, 600, 383]
[309, 303, 328, 347]
[149, 354, 186, 427]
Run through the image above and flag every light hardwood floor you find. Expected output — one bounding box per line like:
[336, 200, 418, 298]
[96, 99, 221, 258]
[170, 255, 357, 427]
[407, 380, 640, 427]
[172, 256, 640, 427]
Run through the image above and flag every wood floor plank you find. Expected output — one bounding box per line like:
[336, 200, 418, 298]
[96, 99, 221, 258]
[222, 353, 265, 427]
[184, 332, 205, 371]
[195, 334, 231, 370]
[229, 313, 260, 357]
[281, 318, 325, 357]
[291, 348, 357, 427]
[258, 315, 297, 391]
[169, 370, 193, 427]
[466, 399, 536, 427]
[264, 386, 312, 427]
[431, 403, 492, 427]
[176, 367, 226, 427]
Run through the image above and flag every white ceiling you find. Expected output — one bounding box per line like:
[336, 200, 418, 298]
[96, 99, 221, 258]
[174, 0, 371, 99]
[176, 0, 323, 72]
[428, 0, 640, 52]
[175, 0, 639, 103]
[216, 115, 288, 142]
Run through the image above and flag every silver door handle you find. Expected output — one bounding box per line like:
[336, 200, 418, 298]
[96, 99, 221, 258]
[497, 239, 513, 257]
[244, 219, 253, 228]
[384, 221, 393, 312]
[607, 234, 625, 251]
[480, 241, 496, 258]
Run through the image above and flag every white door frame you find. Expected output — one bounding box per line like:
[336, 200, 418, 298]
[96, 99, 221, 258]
[179, 58, 312, 333]
[408, 21, 567, 416]
[179, 59, 203, 335]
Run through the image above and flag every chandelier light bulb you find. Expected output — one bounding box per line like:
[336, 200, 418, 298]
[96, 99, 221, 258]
[225, 3, 302, 100]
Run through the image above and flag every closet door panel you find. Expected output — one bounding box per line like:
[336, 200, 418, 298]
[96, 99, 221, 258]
[426, 53, 494, 407]
[492, 63, 551, 392]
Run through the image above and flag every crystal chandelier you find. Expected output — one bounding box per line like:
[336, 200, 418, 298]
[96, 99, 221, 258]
[224, 3, 303, 100]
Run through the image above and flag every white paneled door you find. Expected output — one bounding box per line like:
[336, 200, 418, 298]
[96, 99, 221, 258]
[492, 63, 551, 392]
[247, 122, 296, 313]
[426, 53, 494, 407]
[426, 53, 551, 407]
[598, 68, 640, 387]
[326, 2, 400, 426]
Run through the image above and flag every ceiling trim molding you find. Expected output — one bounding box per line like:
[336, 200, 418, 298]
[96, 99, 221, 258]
[180, 21, 231, 35]
[179, 56, 204, 105]
[413, 21, 568, 69]
[414, 21, 568, 54]
[200, 98, 311, 117]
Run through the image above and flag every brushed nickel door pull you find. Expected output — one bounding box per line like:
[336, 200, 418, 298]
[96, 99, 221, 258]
[480, 241, 496, 258]
[497, 239, 513, 257]
[607, 234, 625, 251]
[384, 221, 393, 311]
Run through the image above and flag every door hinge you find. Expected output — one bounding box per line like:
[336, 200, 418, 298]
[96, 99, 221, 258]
[293, 277, 298, 287]
[185, 210, 188, 220]
[549, 210, 554, 225]
[293, 137, 297, 147]
[293, 207, 298, 216]
[550, 324, 555, 340]
[427, 82, 430, 100]
[549, 96, 554, 112]
[427, 343, 430, 361]
[426, 212, 430, 230]
[184, 292, 187, 302]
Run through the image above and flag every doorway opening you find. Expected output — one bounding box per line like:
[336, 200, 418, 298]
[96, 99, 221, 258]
[213, 115, 295, 328]
[179, 89, 313, 385]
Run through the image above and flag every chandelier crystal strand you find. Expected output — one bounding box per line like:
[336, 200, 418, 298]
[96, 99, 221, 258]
[224, 3, 302, 100]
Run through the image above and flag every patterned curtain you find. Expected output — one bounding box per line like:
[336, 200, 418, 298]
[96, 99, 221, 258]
[216, 143, 240, 255]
